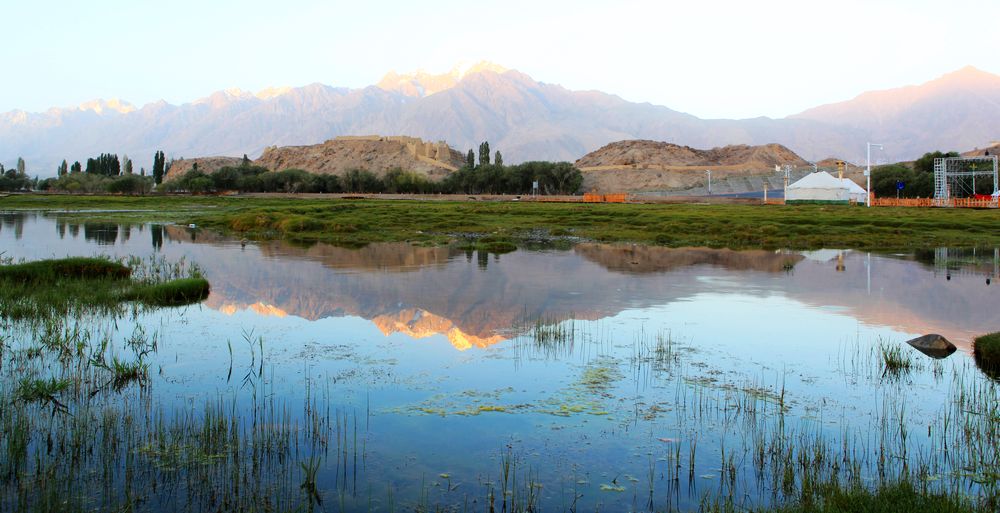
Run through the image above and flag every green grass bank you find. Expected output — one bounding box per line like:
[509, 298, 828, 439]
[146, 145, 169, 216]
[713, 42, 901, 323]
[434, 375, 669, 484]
[0, 256, 209, 319]
[3, 193, 1000, 250]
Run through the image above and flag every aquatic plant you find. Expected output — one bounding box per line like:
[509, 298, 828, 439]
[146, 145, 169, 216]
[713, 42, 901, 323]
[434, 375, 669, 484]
[15, 377, 70, 404]
[974, 332, 1000, 380]
[122, 277, 211, 306]
[9, 194, 1000, 250]
[0, 256, 131, 283]
[0, 257, 209, 321]
[878, 341, 915, 377]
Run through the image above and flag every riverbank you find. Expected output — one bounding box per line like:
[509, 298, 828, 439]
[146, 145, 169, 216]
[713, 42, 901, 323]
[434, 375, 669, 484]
[3, 193, 1000, 250]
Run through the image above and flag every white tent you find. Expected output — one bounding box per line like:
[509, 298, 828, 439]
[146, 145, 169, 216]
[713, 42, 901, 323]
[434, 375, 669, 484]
[786, 172, 855, 204]
[839, 178, 867, 203]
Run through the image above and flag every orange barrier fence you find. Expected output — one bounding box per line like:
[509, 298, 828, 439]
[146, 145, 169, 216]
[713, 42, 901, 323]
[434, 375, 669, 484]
[871, 198, 934, 207]
[872, 197, 998, 208]
[583, 193, 628, 203]
[944, 197, 999, 208]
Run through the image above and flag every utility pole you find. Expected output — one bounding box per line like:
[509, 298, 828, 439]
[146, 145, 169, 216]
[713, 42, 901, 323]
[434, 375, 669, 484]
[706, 170, 712, 195]
[866, 142, 883, 207]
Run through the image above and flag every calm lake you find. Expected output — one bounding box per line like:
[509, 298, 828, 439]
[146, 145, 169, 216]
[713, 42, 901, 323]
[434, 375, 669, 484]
[1, 210, 998, 512]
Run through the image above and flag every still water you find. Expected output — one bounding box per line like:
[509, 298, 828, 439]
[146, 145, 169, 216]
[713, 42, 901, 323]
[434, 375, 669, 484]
[1, 211, 999, 512]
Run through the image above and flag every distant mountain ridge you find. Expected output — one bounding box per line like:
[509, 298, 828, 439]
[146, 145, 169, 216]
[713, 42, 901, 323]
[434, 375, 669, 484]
[1, 63, 997, 176]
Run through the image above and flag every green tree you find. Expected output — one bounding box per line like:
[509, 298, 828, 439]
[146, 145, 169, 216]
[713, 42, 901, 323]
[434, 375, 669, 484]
[152, 150, 165, 185]
[494, 151, 503, 167]
[16, 157, 25, 177]
[123, 155, 133, 175]
[58, 160, 68, 177]
[70, 161, 82, 174]
[343, 169, 382, 193]
[466, 149, 475, 169]
[914, 151, 960, 174]
[478, 141, 490, 167]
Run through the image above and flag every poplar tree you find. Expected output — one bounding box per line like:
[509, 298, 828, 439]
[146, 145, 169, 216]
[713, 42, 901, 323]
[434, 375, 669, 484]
[495, 151, 503, 167]
[478, 141, 490, 167]
[466, 149, 475, 169]
[58, 160, 68, 176]
[152, 150, 165, 184]
[16, 157, 25, 177]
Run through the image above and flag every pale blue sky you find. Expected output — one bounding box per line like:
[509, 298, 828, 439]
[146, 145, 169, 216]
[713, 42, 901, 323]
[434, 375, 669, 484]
[1, 0, 997, 118]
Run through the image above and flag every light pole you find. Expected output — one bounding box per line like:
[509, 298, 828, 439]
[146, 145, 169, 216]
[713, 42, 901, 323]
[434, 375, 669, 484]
[706, 170, 712, 195]
[866, 142, 883, 207]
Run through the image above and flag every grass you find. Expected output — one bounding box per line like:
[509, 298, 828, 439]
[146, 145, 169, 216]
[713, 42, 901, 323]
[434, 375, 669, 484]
[456, 235, 518, 254]
[974, 332, 1000, 380]
[0, 257, 209, 319]
[704, 481, 982, 513]
[878, 341, 916, 377]
[15, 377, 70, 403]
[0, 256, 131, 283]
[122, 277, 211, 306]
[4, 194, 1000, 250]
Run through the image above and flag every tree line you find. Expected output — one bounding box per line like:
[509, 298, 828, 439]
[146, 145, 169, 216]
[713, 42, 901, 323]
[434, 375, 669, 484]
[869, 150, 988, 198]
[37, 151, 162, 194]
[162, 142, 583, 195]
[0, 158, 33, 191]
[10, 142, 585, 196]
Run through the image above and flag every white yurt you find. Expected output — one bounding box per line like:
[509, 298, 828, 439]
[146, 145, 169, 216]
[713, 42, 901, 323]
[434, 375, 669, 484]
[785, 172, 859, 204]
[840, 178, 867, 203]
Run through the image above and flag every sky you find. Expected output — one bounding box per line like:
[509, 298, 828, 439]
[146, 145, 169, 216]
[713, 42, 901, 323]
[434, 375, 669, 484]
[1, 0, 997, 119]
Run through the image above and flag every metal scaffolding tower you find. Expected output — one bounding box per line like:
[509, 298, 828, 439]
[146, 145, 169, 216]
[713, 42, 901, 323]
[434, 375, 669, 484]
[933, 156, 999, 206]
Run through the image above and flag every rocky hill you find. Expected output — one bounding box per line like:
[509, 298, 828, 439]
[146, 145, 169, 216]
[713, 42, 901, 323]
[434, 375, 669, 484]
[164, 156, 244, 180]
[575, 140, 810, 192]
[962, 142, 1000, 158]
[576, 140, 808, 170]
[164, 136, 464, 181]
[256, 136, 465, 179]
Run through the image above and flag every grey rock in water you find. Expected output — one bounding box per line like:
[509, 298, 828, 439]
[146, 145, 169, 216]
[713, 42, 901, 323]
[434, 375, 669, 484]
[905, 334, 957, 359]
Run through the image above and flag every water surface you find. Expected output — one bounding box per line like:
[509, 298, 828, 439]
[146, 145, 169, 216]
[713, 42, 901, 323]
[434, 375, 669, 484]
[2, 211, 998, 511]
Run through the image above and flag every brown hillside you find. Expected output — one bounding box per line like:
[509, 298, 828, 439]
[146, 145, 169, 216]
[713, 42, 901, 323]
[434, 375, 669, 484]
[963, 142, 1000, 157]
[575, 140, 810, 192]
[576, 140, 809, 170]
[163, 136, 466, 182]
[165, 156, 243, 180]
[255, 136, 465, 179]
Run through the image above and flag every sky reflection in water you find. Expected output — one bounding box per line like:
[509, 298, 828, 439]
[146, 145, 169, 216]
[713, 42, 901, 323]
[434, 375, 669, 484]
[1, 211, 998, 511]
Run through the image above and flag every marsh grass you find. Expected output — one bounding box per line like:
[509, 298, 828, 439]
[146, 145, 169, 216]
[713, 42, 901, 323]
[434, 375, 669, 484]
[122, 277, 211, 306]
[974, 332, 1000, 380]
[15, 377, 70, 404]
[457, 235, 518, 254]
[6, 194, 1000, 250]
[0, 256, 131, 283]
[0, 256, 208, 321]
[878, 341, 916, 377]
[702, 481, 981, 513]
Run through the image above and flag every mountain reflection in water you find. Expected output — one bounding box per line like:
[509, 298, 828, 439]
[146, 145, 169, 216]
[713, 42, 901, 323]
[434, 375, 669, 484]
[158, 225, 999, 351]
[1, 212, 995, 352]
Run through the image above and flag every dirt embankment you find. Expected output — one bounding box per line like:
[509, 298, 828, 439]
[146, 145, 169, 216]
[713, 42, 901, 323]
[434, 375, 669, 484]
[164, 136, 466, 182]
[165, 156, 244, 181]
[576, 140, 811, 192]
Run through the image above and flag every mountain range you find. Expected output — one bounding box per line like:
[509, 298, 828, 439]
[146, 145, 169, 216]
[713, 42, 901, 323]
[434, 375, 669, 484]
[1, 63, 997, 176]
